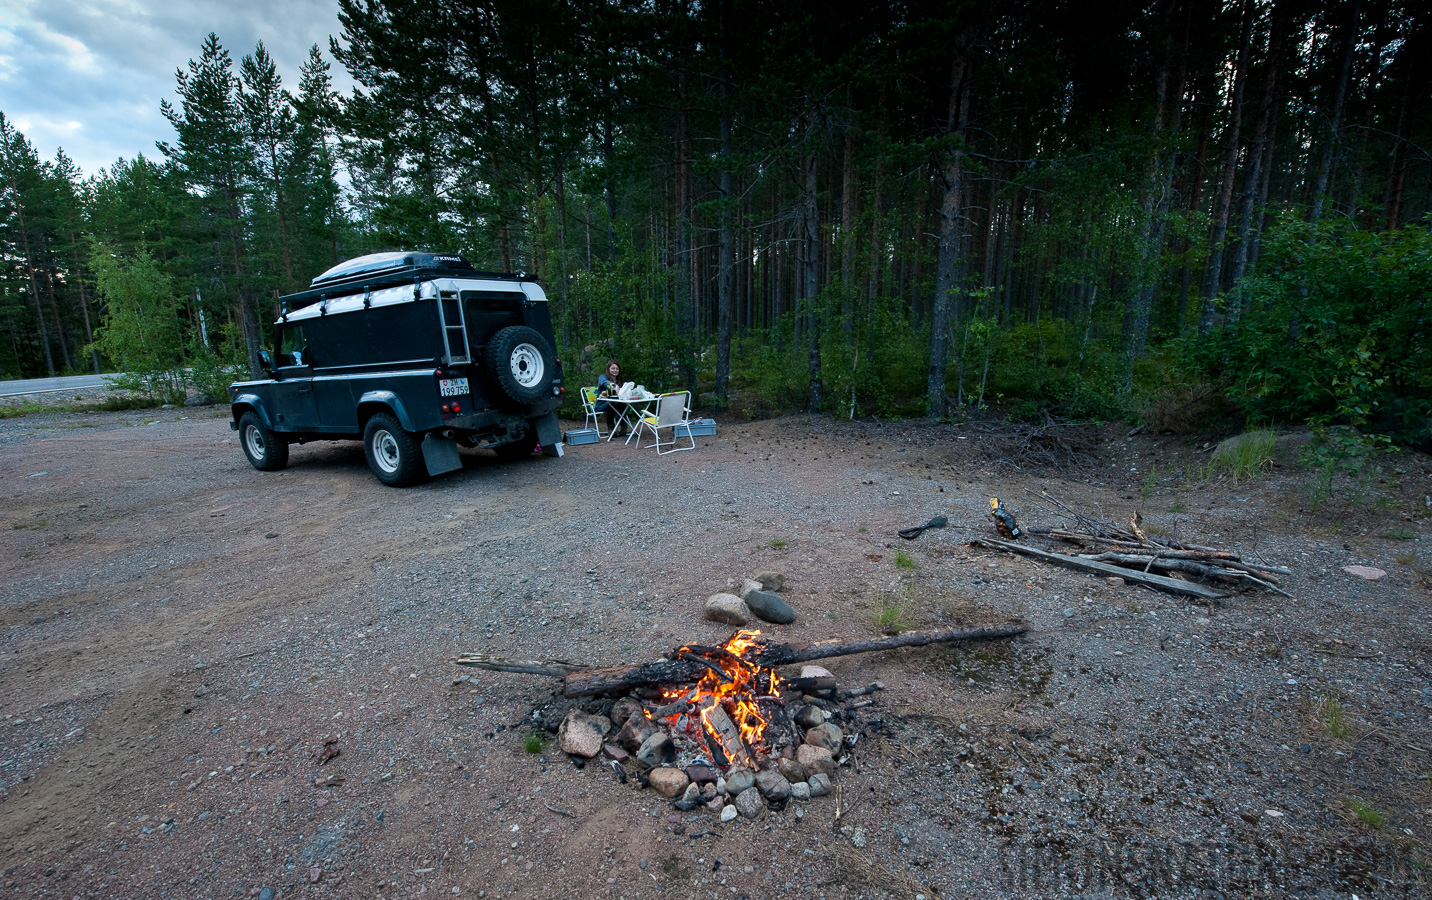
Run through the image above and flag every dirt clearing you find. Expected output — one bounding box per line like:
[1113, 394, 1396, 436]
[1, 407, 1429, 898]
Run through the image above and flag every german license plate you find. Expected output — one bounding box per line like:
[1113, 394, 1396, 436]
[439, 377, 469, 397]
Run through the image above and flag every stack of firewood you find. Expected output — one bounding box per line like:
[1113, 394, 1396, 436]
[973, 490, 1291, 601]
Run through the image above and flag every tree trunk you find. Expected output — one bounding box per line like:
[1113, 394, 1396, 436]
[43, 268, 74, 370]
[716, 109, 734, 404]
[1227, 0, 1288, 323]
[927, 43, 971, 417]
[802, 111, 822, 412]
[603, 119, 617, 261]
[1197, 0, 1254, 335]
[7, 186, 56, 376]
[1310, 0, 1359, 226]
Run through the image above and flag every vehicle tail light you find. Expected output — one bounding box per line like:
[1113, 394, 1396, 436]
[442, 404, 451, 414]
[452, 402, 461, 413]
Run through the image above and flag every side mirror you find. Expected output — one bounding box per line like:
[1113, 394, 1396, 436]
[259, 349, 273, 373]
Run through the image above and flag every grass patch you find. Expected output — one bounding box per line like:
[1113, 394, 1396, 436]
[1140, 466, 1159, 499]
[894, 549, 916, 569]
[1207, 429, 1276, 483]
[1167, 502, 1184, 514]
[0, 394, 159, 419]
[1346, 796, 1388, 827]
[1394, 551, 1417, 566]
[1382, 527, 1415, 540]
[1319, 694, 1353, 740]
[871, 599, 914, 635]
[522, 733, 545, 754]
[857, 524, 868, 533]
[768, 538, 787, 550]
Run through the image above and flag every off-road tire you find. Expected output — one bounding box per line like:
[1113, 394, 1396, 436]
[363, 412, 425, 487]
[487, 326, 555, 404]
[238, 411, 289, 471]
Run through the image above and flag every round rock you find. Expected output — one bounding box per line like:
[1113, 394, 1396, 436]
[636, 732, 676, 768]
[799, 665, 833, 679]
[789, 781, 811, 802]
[753, 571, 785, 592]
[807, 772, 832, 797]
[704, 593, 752, 625]
[777, 757, 808, 784]
[723, 767, 755, 795]
[734, 787, 765, 819]
[744, 590, 796, 625]
[616, 715, 657, 753]
[754, 769, 791, 801]
[556, 709, 610, 758]
[719, 804, 738, 823]
[739, 579, 764, 599]
[793, 705, 825, 729]
[805, 723, 843, 753]
[609, 697, 644, 728]
[648, 767, 690, 799]
[796, 744, 836, 777]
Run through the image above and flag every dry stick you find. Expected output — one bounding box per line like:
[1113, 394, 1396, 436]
[451, 654, 590, 677]
[1077, 551, 1281, 584]
[677, 650, 735, 684]
[972, 538, 1228, 600]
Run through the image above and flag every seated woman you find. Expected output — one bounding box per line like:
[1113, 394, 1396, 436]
[596, 359, 623, 433]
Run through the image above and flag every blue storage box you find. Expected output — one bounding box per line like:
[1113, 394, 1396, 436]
[676, 418, 717, 438]
[564, 428, 600, 445]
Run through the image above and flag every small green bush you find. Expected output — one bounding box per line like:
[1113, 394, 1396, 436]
[1208, 430, 1275, 483]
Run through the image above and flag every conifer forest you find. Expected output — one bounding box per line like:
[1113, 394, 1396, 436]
[2, 0, 1429, 440]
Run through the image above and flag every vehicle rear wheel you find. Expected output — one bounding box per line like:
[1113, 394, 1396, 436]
[363, 412, 424, 486]
[487, 326, 555, 404]
[238, 411, 288, 471]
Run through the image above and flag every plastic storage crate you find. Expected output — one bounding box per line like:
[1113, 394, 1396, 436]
[564, 428, 600, 445]
[675, 418, 717, 438]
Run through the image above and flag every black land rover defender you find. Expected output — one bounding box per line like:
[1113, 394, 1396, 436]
[227, 251, 566, 486]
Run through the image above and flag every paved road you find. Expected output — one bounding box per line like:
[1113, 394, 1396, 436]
[0, 374, 116, 398]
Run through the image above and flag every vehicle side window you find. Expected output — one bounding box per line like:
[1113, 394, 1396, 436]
[278, 324, 307, 367]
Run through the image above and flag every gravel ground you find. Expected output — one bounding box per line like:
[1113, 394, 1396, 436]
[1, 406, 1429, 898]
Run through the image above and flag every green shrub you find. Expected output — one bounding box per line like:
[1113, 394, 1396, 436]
[1207, 430, 1275, 483]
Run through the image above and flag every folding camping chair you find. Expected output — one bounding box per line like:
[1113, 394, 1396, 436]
[579, 386, 607, 438]
[634, 391, 696, 455]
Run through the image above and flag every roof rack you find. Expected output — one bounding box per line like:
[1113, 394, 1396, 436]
[279, 252, 531, 312]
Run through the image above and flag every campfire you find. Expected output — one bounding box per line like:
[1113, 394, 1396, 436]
[455, 622, 1028, 819]
[658, 630, 787, 770]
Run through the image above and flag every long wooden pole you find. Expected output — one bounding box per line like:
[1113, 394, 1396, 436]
[454, 624, 1030, 698]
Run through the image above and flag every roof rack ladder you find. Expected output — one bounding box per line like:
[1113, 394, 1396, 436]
[436, 290, 472, 365]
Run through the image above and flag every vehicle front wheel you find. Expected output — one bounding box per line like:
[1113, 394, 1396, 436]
[363, 412, 425, 487]
[238, 411, 289, 472]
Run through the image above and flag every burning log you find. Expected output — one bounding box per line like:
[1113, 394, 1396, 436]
[700, 701, 754, 769]
[557, 623, 1029, 697]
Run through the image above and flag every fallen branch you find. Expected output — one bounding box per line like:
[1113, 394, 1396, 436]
[450, 654, 590, 676]
[1077, 551, 1282, 585]
[971, 538, 1228, 600]
[563, 624, 1029, 697]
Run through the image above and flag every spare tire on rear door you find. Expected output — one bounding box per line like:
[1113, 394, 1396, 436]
[486, 325, 555, 404]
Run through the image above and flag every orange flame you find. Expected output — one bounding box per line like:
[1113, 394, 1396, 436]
[659, 629, 783, 763]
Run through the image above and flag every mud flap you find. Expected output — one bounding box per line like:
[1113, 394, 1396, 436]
[421, 433, 463, 476]
[533, 412, 563, 458]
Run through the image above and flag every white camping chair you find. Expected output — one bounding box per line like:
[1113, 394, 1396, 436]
[634, 391, 695, 455]
[579, 386, 606, 438]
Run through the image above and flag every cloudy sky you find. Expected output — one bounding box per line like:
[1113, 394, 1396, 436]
[1, 0, 355, 176]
